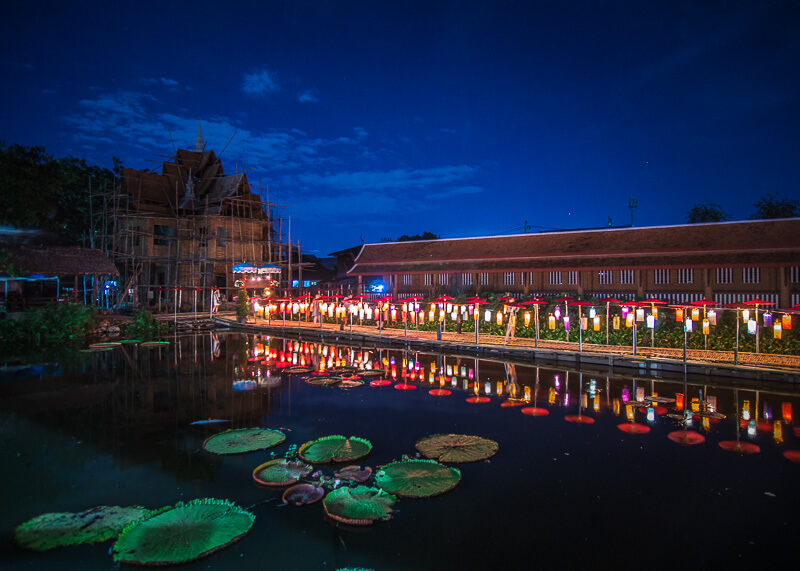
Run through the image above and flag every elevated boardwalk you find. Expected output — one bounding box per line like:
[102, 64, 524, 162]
[209, 312, 800, 385]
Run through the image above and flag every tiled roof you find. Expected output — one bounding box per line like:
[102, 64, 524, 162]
[348, 219, 800, 275]
[5, 245, 118, 276]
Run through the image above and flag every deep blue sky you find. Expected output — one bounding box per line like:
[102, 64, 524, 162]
[2, 0, 798, 255]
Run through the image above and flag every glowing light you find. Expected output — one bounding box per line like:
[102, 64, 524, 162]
[636, 308, 645, 322]
[747, 319, 757, 334]
[580, 317, 588, 330]
[675, 307, 684, 321]
[484, 382, 492, 395]
[708, 310, 716, 326]
[548, 315, 556, 329]
[524, 312, 531, 327]
[613, 315, 621, 330]
[652, 307, 658, 320]
[702, 319, 710, 334]
[554, 306, 561, 320]
[747, 420, 757, 437]
[763, 312, 772, 327]
[446, 365, 452, 376]
[691, 307, 700, 321]
[774, 421, 783, 443]
[685, 318, 693, 332]
[589, 307, 596, 319]
[646, 315, 655, 329]
[563, 316, 570, 331]
[524, 386, 532, 402]
[496, 382, 503, 396]
[626, 405, 634, 420]
[646, 408, 655, 422]
[593, 316, 601, 331]
[468, 368, 474, 380]
[626, 313, 634, 327]
[496, 311, 503, 326]
[782, 314, 792, 329]
[613, 398, 621, 415]
[774, 323, 782, 339]
[676, 393, 684, 410]
[485, 309, 491, 322]
[782, 402, 792, 423]
[742, 309, 750, 321]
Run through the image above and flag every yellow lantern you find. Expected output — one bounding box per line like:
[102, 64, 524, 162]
[691, 307, 700, 321]
[439, 309, 445, 321]
[402, 303, 408, 312]
[524, 386, 532, 402]
[613, 398, 621, 416]
[524, 312, 531, 327]
[496, 311, 503, 326]
[496, 382, 503, 396]
[774, 420, 783, 443]
[774, 322, 782, 339]
[652, 307, 658, 320]
[429, 309, 435, 321]
[626, 313, 634, 327]
[593, 316, 601, 331]
[702, 319, 710, 334]
[613, 315, 621, 330]
[675, 307, 684, 321]
[548, 314, 556, 329]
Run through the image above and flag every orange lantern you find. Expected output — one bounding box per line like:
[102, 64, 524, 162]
[675, 307, 684, 321]
[774, 322, 782, 339]
[524, 312, 531, 327]
[548, 315, 556, 329]
[496, 311, 503, 326]
[782, 314, 792, 329]
[675, 392, 684, 410]
[625, 314, 634, 328]
[782, 402, 792, 423]
[691, 307, 700, 321]
[593, 316, 601, 331]
[702, 319, 710, 334]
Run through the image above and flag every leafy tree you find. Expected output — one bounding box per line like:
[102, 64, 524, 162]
[380, 231, 439, 243]
[685, 202, 730, 223]
[0, 141, 119, 243]
[748, 193, 800, 220]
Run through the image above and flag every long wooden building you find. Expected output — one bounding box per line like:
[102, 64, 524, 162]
[347, 218, 800, 308]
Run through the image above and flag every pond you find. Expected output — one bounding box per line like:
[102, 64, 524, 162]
[2, 332, 799, 570]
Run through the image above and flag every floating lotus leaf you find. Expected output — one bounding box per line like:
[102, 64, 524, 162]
[335, 465, 373, 483]
[356, 369, 386, 378]
[140, 341, 170, 347]
[299, 435, 372, 463]
[112, 499, 254, 565]
[284, 366, 314, 374]
[90, 342, 121, 348]
[252, 458, 313, 486]
[15, 505, 150, 551]
[203, 427, 285, 455]
[305, 376, 342, 387]
[282, 484, 325, 505]
[338, 379, 364, 388]
[375, 459, 461, 498]
[330, 366, 359, 373]
[415, 434, 499, 463]
[323, 486, 395, 525]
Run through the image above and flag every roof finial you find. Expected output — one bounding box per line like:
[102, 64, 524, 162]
[194, 119, 206, 152]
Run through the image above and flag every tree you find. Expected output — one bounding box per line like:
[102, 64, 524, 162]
[685, 202, 730, 223]
[379, 231, 439, 243]
[0, 142, 118, 243]
[748, 193, 800, 220]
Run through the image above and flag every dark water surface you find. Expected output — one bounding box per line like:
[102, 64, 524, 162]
[2, 332, 799, 570]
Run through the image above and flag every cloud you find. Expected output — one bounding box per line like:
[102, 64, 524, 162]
[428, 185, 484, 200]
[295, 165, 478, 192]
[298, 89, 318, 103]
[242, 69, 278, 97]
[354, 126, 368, 139]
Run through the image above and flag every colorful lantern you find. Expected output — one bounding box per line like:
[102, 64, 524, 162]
[613, 315, 621, 330]
[774, 322, 782, 339]
[646, 315, 655, 329]
[708, 310, 716, 326]
[763, 312, 772, 327]
[625, 313, 634, 328]
[485, 309, 492, 322]
[563, 316, 571, 331]
[548, 314, 556, 329]
[675, 393, 684, 410]
[782, 314, 792, 329]
[685, 318, 693, 332]
[742, 309, 750, 322]
[691, 307, 700, 321]
[554, 305, 561, 320]
[702, 319, 709, 334]
[524, 312, 531, 327]
[675, 307, 684, 321]
[635, 308, 645, 322]
[652, 307, 658, 320]
[593, 316, 601, 331]
[580, 317, 588, 330]
[496, 311, 503, 325]
[782, 402, 792, 423]
[589, 307, 596, 319]
[496, 382, 503, 396]
[747, 319, 757, 334]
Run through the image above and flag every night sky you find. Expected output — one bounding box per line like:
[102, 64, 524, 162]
[2, 1, 798, 255]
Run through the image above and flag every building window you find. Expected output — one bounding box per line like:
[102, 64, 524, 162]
[677, 268, 694, 284]
[790, 267, 799, 283]
[716, 268, 733, 284]
[153, 224, 174, 246]
[461, 273, 473, 285]
[598, 271, 613, 285]
[619, 270, 635, 284]
[654, 269, 670, 285]
[387, 275, 394, 286]
[549, 271, 562, 285]
[438, 273, 449, 285]
[402, 274, 412, 286]
[742, 267, 761, 284]
[216, 226, 228, 247]
[479, 272, 489, 285]
[503, 272, 515, 285]
[568, 271, 579, 285]
[424, 274, 433, 286]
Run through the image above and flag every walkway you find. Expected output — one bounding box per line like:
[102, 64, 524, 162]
[210, 312, 800, 382]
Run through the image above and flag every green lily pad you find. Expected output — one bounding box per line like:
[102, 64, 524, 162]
[338, 379, 364, 388]
[298, 435, 372, 463]
[252, 458, 313, 486]
[203, 427, 285, 455]
[305, 376, 342, 387]
[323, 486, 396, 525]
[284, 366, 314, 374]
[141, 341, 170, 347]
[112, 499, 254, 565]
[15, 505, 150, 551]
[375, 459, 461, 498]
[415, 434, 499, 463]
[355, 369, 386, 378]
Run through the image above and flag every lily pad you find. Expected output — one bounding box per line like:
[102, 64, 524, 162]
[112, 499, 254, 565]
[299, 435, 372, 463]
[305, 376, 342, 387]
[252, 458, 313, 486]
[335, 465, 373, 483]
[338, 379, 364, 388]
[330, 366, 359, 373]
[323, 486, 396, 525]
[140, 341, 170, 347]
[15, 505, 150, 551]
[356, 369, 386, 378]
[282, 484, 325, 505]
[375, 459, 461, 498]
[415, 434, 499, 463]
[284, 366, 314, 374]
[203, 427, 285, 455]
